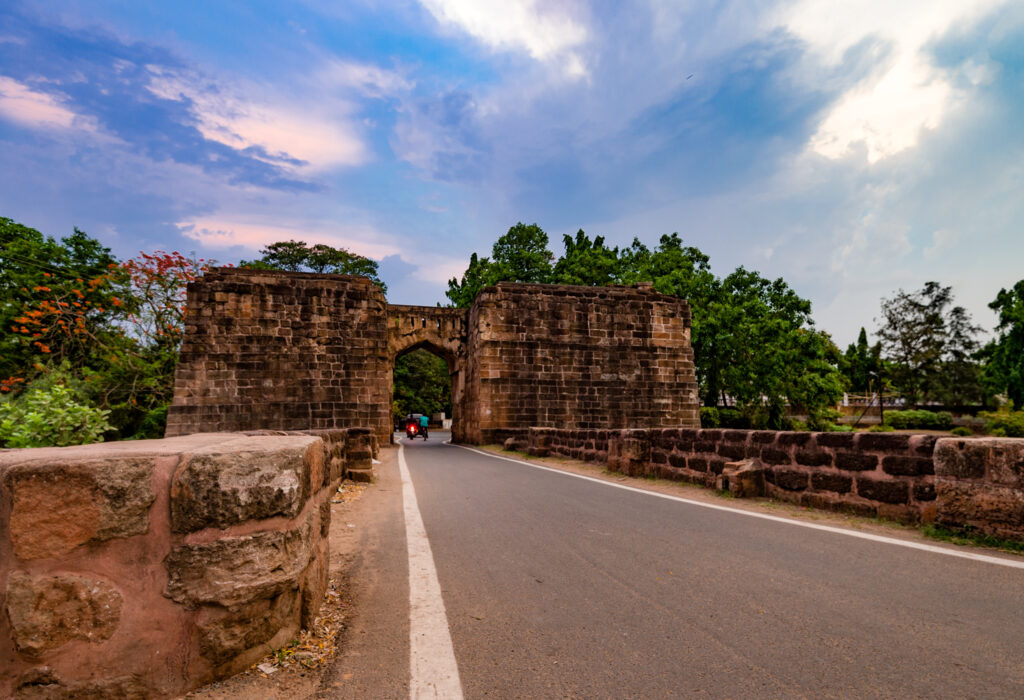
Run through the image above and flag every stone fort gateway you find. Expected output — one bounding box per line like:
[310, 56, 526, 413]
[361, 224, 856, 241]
[164, 268, 702, 443]
[3, 267, 1023, 698]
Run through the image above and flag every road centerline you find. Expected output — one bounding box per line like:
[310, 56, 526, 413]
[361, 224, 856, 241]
[398, 441, 464, 699]
[451, 443, 1024, 571]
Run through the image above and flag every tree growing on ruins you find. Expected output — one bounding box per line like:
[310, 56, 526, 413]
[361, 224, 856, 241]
[241, 239, 387, 292]
[983, 279, 1024, 408]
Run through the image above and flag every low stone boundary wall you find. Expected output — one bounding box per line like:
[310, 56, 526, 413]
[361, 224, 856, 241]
[526, 428, 1024, 540]
[1, 428, 377, 699]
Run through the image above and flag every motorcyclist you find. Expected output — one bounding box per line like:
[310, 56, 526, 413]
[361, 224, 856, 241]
[419, 413, 429, 439]
[405, 414, 418, 439]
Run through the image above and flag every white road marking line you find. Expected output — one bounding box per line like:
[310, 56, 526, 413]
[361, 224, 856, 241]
[451, 444, 1024, 571]
[399, 442, 464, 699]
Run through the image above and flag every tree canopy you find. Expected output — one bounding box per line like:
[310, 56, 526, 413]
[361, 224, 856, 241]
[875, 282, 984, 406]
[447, 224, 845, 428]
[241, 239, 386, 292]
[983, 280, 1024, 408]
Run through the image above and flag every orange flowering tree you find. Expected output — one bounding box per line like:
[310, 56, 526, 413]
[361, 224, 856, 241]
[2, 218, 215, 439]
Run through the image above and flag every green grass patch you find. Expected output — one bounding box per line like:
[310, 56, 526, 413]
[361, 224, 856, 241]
[921, 523, 1024, 553]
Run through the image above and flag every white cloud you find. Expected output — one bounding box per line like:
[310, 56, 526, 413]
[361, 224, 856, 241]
[0, 75, 98, 132]
[780, 0, 1009, 163]
[319, 59, 413, 98]
[178, 216, 400, 261]
[417, 0, 589, 77]
[146, 67, 369, 173]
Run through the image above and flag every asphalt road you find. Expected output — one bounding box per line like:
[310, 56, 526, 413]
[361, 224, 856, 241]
[322, 433, 1024, 699]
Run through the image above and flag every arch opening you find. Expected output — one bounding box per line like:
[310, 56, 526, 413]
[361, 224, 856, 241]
[391, 343, 457, 438]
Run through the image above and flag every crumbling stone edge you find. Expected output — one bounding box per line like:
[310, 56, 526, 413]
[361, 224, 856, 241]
[0, 427, 378, 699]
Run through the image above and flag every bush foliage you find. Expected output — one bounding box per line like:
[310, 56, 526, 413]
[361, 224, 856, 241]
[883, 410, 954, 430]
[0, 384, 112, 447]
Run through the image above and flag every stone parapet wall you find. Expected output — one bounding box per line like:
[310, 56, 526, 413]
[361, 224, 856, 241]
[166, 268, 392, 444]
[934, 437, 1024, 541]
[527, 428, 1024, 539]
[458, 283, 700, 443]
[0, 429, 373, 699]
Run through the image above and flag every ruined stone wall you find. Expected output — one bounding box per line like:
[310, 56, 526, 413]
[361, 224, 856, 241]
[526, 428, 1024, 540]
[166, 269, 391, 444]
[456, 283, 699, 444]
[0, 429, 376, 699]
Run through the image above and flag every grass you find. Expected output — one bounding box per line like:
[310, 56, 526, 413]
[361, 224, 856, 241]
[921, 523, 1024, 553]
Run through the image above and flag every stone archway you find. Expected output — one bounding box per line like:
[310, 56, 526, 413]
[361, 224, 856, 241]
[386, 305, 468, 436]
[165, 269, 699, 446]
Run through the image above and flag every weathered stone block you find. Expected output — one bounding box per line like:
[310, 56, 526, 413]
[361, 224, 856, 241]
[934, 439, 987, 480]
[6, 572, 123, 657]
[811, 472, 853, 493]
[881, 455, 934, 477]
[855, 433, 910, 452]
[197, 588, 301, 666]
[835, 452, 878, 472]
[816, 432, 854, 448]
[5, 458, 154, 560]
[171, 437, 321, 533]
[777, 432, 812, 446]
[13, 669, 146, 699]
[759, 448, 791, 465]
[935, 480, 1024, 538]
[913, 482, 936, 502]
[717, 459, 766, 498]
[856, 477, 909, 504]
[772, 469, 808, 491]
[795, 450, 832, 467]
[164, 516, 312, 607]
[717, 444, 746, 460]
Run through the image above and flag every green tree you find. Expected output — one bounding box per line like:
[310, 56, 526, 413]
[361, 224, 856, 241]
[1, 218, 126, 392]
[938, 305, 984, 405]
[446, 223, 554, 307]
[841, 327, 883, 394]
[489, 222, 553, 284]
[983, 280, 1024, 407]
[876, 282, 983, 406]
[241, 239, 386, 292]
[446, 252, 494, 308]
[392, 349, 451, 418]
[551, 230, 620, 286]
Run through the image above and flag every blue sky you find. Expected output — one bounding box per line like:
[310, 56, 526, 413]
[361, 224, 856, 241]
[1, 0, 1022, 345]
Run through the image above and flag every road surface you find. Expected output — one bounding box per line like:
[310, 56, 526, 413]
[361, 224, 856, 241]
[320, 433, 1024, 699]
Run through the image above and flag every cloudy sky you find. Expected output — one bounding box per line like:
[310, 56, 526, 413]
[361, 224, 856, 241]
[1, 0, 1021, 345]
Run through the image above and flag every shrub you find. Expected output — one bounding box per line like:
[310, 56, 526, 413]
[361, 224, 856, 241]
[699, 406, 720, 428]
[883, 410, 954, 430]
[950, 426, 973, 437]
[0, 384, 112, 448]
[979, 406, 1024, 438]
[869, 424, 895, 432]
[719, 408, 751, 429]
[133, 404, 169, 439]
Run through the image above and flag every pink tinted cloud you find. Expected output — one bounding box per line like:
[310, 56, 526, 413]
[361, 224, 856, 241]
[0, 76, 97, 132]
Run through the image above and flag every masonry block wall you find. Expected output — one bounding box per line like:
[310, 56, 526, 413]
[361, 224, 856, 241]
[526, 428, 1024, 540]
[456, 283, 700, 444]
[0, 430, 377, 698]
[166, 269, 392, 444]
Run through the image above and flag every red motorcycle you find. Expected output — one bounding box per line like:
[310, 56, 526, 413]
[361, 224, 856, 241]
[406, 422, 421, 440]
